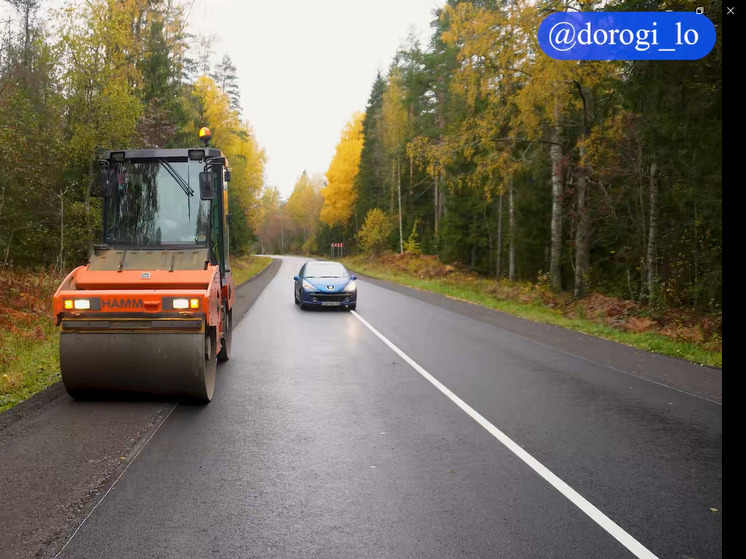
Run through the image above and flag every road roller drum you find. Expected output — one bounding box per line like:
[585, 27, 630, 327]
[60, 330, 217, 401]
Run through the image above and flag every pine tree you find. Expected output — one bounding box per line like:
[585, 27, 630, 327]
[212, 54, 242, 115]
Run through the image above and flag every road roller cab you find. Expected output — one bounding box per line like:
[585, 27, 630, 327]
[53, 137, 235, 402]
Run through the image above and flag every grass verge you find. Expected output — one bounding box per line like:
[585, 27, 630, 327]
[341, 254, 721, 369]
[1, 270, 62, 413]
[232, 255, 273, 286]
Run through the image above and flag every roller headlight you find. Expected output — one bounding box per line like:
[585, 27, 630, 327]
[172, 298, 200, 309]
[64, 299, 91, 310]
[343, 280, 357, 293]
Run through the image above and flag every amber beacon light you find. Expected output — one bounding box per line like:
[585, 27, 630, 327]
[199, 127, 212, 146]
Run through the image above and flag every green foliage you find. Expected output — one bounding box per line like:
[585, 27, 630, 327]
[0, 1, 265, 273]
[63, 201, 102, 268]
[403, 219, 421, 255]
[356, 209, 393, 255]
[227, 187, 253, 256]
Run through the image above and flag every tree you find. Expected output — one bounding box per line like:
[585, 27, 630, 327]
[320, 112, 364, 229]
[356, 209, 393, 256]
[285, 171, 323, 253]
[212, 54, 241, 114]
[191, 75, 265, 255]
[381, 68, 408, 253]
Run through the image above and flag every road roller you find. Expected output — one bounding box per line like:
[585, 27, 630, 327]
[52, 129, 235, 402]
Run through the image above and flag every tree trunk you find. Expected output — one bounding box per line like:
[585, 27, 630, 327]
[434, 171, 439, 236]
[550, 101, 564, 292]
[574, 143, 590, 298]
[390, 158, 395, 216]
[397, 160, 403, 254]
[58, 187, 64, 273]
[646, 160, 658, 302]
[409, 153, 414, 196]
[439, 171, 446, 218]
[508, 179, 516, 281]
[496, 191, 503, 277]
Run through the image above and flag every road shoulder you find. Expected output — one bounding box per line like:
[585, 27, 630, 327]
[355, 272, 722, 404]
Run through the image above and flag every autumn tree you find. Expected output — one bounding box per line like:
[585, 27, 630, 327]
[320, 112, 364, 229]
[285, 171, 324, 254]
[356, 209, 393, 256]
[192, 75, 265, 255]
[381, 68, 408, 253]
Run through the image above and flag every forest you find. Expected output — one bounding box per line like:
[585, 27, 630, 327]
[256, 0, 721, 316]
[0, 0, 721, 318]
[0, 0, 265, 270]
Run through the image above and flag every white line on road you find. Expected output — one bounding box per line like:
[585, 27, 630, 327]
[351, 310, 659, 559]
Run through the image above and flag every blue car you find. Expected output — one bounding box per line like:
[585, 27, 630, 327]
[294, 261, 357, 311]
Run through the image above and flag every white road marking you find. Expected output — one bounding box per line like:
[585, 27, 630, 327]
[351, 310, 659, 559]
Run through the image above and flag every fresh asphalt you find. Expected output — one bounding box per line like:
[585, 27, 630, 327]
[3, 256, 721, 558]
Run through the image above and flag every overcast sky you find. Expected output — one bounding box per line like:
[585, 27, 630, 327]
[187, 0, 444, 198]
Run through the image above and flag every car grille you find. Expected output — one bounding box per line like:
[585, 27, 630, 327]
[309, 293, 349, 302]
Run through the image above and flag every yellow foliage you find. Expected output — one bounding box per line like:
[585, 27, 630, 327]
[191, 76, 266, 228]
[320, 112, 364, 227]
[382, 69, 408, 155]
[356, 209, 392, 255]
[286, 172, 323, 237]
[440, 0, 621, 193]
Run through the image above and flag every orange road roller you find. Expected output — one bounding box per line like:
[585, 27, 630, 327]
[53, 133, 235, 402]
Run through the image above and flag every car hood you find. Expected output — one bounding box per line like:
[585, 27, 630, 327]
[303, 277, 352, 292]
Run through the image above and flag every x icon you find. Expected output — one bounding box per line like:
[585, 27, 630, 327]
[727, 6, 735, 14]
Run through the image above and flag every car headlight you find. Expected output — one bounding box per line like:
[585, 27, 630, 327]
[302, 280, 316, 291]
[343, 280, 357, 293]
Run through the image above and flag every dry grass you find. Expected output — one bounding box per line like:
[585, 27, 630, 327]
[0, 268, 63, 412]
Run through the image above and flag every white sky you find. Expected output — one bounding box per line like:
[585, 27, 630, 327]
[187, 0, 444, 198]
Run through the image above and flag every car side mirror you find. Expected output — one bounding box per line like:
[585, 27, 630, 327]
[199, 171, 215, 200]
[293, 276, 299, 281]
[350, 275, 357, 281]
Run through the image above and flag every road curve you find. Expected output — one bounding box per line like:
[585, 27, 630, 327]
[17, 255, 722, 558]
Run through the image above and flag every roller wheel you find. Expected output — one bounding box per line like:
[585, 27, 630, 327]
[294, 289, 299, 305]
[191, 330, 217, 403]
[348, 304, 356, 311]
[217, 307, 232, 362]
[299, 300, 308, 310]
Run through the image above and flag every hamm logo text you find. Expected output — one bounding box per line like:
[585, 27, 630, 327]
[102, 299, 144, 309]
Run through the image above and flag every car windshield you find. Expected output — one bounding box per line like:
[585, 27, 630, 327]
[304, 262, 348, 278]
[103, 160, 211, 246]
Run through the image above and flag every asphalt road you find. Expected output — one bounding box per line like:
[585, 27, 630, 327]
[4, 256, 721, 558]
